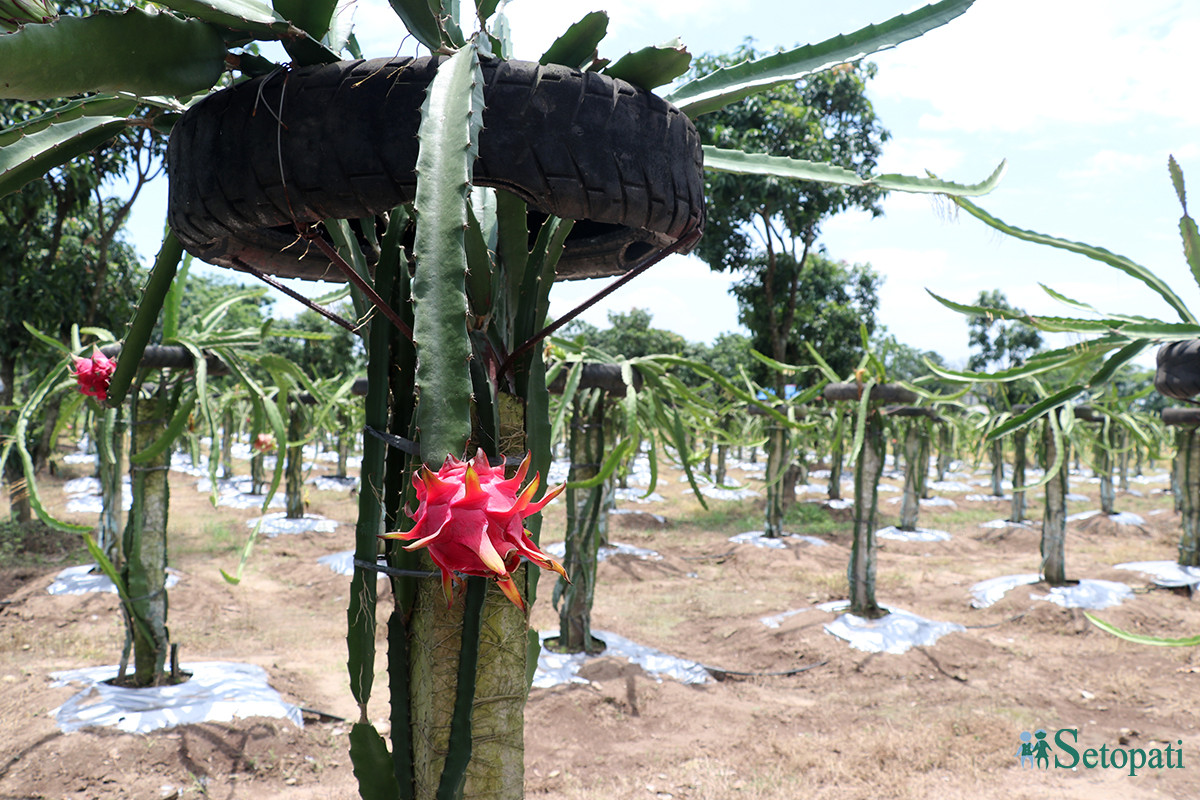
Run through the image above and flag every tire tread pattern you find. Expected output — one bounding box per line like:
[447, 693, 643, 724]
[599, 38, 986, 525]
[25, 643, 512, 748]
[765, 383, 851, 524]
[1156, 340, 1200, 400]
[167, 57, 705, 282]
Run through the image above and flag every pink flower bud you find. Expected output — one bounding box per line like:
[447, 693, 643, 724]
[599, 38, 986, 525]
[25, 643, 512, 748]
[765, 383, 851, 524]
[252, 433, 277, 454]
[71, 348, 116, 403]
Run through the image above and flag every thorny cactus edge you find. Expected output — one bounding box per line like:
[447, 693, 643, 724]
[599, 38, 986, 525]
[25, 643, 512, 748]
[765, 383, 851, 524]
[380, 449, 567, 610]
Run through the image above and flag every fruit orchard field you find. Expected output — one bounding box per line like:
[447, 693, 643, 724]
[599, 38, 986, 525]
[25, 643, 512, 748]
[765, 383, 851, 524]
[2, 453, 1199, 799]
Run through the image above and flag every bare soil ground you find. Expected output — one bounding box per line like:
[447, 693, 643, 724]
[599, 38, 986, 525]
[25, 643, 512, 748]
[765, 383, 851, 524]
[3, 453, 1200, 800]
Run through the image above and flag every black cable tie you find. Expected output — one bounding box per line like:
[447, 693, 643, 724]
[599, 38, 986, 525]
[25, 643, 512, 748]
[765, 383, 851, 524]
[353, 557, 437, 579]
[365, 425, 421, 457]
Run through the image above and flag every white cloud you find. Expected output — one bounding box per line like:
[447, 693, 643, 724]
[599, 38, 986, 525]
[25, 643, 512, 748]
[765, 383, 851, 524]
[1059, 150, 1154, 181]
[547, 254, 744, 345]
[876, 136, 965, 177]
[870, 0, 1200, 134]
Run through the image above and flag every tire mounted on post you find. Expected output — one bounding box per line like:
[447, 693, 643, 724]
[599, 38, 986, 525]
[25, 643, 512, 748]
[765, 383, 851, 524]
[167, 56, 706, 282]
[1155, 340, 1200, 400]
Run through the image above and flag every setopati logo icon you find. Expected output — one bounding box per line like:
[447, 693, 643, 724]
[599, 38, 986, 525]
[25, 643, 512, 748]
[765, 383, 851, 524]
[1017, 729, 1186, 776]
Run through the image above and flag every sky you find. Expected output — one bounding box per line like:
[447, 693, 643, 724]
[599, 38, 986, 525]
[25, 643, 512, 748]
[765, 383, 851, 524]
[120, 0, 1200, 369]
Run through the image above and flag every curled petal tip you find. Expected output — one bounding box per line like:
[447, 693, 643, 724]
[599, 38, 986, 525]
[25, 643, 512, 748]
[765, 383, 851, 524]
[496, 577, 526, 611]
[464, 465, 483, 497]
[540, 481, 566, 505]
[512, 452, 531, 485]
[546, 558, 569, 581]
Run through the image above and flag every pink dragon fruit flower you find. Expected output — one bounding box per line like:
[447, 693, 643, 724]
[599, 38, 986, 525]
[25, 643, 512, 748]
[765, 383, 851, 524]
[381, 450, 567, 610]
[251, 433, 277, 454]
[71, 348, 116, 403]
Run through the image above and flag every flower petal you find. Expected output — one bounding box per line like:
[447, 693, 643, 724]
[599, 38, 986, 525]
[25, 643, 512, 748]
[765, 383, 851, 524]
[494, 576, 526, 611]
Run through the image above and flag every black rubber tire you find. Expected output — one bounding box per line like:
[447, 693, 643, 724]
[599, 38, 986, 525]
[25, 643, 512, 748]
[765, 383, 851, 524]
[167, 56, 705, 282]
[1156, 340, 1200, 400]
[99, 343, 228, 375]
[823, 383, 918, 405]
[1163, 407, 1200, 427]
[882, 405, 939, 419]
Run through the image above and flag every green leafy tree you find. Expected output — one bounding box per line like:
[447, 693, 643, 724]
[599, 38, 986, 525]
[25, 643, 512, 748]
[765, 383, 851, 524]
[966, 289, 1043, 372]
[0, 178, 144, 521]
[0, 58, 160, 520]
[702, 331, 754, 381]
[690, 43, 889, 390]
[561, 308, 687, 359]
[169, 270, 274, 335]
[263, 304, 364, 380]
[0, 146, 147, 407]
[733, 251, 881, 384]
[873, 331, 947, 384]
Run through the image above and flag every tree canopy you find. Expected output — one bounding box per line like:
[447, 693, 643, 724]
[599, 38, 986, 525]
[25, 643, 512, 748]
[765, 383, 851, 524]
[688, 41, 891, 389]
[559, 308, 689, 360]
[263, 304, 365, 380]
[732, 252, 881, 383]
[966, 289, 1043, 372]
[873, 331, 947, 385]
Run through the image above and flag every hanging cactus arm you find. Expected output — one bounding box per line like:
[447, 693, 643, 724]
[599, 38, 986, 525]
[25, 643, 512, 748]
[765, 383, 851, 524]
[922, 345, 1104, 387]
[348, 722, 403, 799]
[0, 95, 136, 198]
[107, 232, 184, 407]
[1037, 282, 1149, 325]
[1165, 156, 1200, 292]
[1088, 341, 1151, 387]
[217, 348, 288, 506]
[1085, 613, 1200, 647]
[347, 229, 399, 738]
[703, 146, 1005, 197]
[5, 362, 89, 532]
[127, 387, 198, 465]
[548, 360, 584, 444]
[84, 533, 156, 645]
[503, 215, 572, 387]
[986, 385, 1088, 442]
[412, 42, 481, 465]
[951, 196, 1198, 325]
[666, 0, 975, 116]
[270, 0, 338, 42]
[385, 0, 464, 52]
[464, 206, 496, 323]
[473, 0, 501, 25]
[0, 10, 227, 100]
[159, 0, 305, 38]
[663, 395, 708, 510]
[848, 377, 877, 464]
